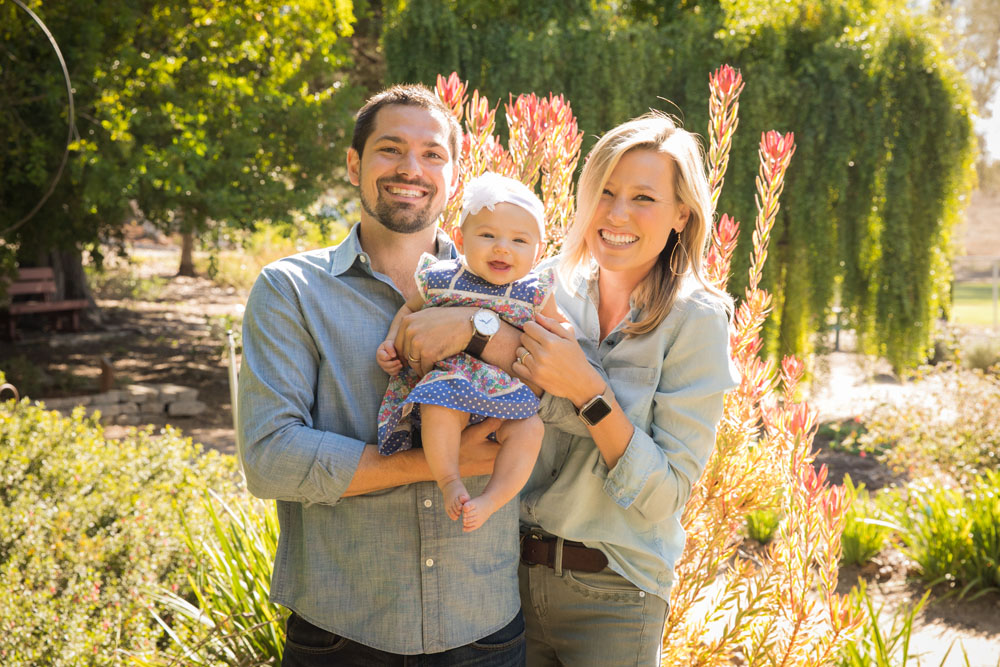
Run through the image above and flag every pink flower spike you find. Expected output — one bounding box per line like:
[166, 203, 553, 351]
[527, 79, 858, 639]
[761, 131, 796, 163]
[435, 72, 467, 121]
[710, 64, 743, 98]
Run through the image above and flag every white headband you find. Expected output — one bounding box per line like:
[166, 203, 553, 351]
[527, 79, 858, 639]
[458, 172, 546, 239]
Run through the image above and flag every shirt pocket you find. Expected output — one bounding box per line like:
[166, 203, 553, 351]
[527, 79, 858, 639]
[606, 366, 658, 429]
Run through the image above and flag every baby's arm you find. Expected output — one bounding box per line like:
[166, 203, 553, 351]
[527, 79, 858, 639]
[377, 295, 426, 374]
[537, 293, 564, 322]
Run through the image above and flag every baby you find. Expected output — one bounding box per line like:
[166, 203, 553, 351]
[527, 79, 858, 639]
[376, 172, 558, 531]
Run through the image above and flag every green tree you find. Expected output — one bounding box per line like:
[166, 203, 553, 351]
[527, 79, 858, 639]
[382, 0, 977, 369]
[1, 0, 359, 296]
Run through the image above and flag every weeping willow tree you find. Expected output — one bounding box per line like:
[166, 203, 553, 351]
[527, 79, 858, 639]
[382, 0, 977, 369]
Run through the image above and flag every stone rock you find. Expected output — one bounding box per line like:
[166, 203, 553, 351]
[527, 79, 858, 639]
[39, 396, 91, 410]
[138, 402, 168, 415]
[125, 384, 160, 403]
[90, 390, 122, 406]
[114, 414, 145, 426]
[157, 384, 198, 403]
[167, 400, 206, 417]
[95, 402, 128, 417]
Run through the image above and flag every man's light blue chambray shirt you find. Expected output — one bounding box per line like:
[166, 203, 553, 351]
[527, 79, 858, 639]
[237, 223, 520, 655]
[521, 264, 740, 601]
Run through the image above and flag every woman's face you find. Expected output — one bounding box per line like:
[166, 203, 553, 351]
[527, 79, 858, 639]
[585, 149, 690, 284]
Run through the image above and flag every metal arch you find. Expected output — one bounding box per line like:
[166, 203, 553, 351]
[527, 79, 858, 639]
[0, 0, 76, 238]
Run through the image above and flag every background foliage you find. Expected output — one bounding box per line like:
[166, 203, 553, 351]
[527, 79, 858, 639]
[382, 0, 977, 369]
[0, 0, 360, 284]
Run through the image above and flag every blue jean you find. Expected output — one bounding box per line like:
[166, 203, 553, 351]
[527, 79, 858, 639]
[281, 610, 526, 667]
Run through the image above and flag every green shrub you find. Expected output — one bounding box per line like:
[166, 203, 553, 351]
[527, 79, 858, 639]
[745, 508, 781, 545]
[816, 418, 869, 455]
[893, 471, 1000, 598]
[85, 261, 166, 301]
[858, 367, 1000, 479]
[964, 342, 1000, 373]
[840, 475, 897, 567]
[0, 399, 240, 665]
[196, 215, 351, 291]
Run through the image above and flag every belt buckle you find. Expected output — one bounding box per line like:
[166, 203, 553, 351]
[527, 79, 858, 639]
[521, 531, 545, 546]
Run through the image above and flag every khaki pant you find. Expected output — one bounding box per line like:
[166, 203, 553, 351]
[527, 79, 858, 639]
[518, 557, 668, 667]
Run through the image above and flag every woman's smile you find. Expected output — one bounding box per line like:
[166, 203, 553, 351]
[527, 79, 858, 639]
[598, 229, 639, 246]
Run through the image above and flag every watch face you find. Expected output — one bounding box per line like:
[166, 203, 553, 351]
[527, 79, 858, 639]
[581, 396, 613, 425]
[474, 310, 500, 335]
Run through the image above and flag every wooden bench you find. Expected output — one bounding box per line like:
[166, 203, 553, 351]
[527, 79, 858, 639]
[1, 267, 89, 340]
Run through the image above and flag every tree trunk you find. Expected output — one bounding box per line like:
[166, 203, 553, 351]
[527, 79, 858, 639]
[178, 231, 196, 277]
[50, 246, 102, 326]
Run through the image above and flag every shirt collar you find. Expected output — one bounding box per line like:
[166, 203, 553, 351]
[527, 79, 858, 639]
[330, 222, 456, 276]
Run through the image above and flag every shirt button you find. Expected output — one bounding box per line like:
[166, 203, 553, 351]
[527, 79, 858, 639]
[359, 255, 368, 263]
[423, 499, 433, 508]
[425, 558, 434, 568]
[639, 591, 645, 598]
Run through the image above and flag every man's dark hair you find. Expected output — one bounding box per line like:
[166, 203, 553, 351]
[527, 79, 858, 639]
[351, 84, 461, 160]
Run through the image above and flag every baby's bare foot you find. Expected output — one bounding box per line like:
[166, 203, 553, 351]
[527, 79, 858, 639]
[441, 480, 470, 521]
[462, 495, 502, 532]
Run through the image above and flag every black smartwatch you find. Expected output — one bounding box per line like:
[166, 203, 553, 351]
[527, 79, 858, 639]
[577, 390, 613, 426]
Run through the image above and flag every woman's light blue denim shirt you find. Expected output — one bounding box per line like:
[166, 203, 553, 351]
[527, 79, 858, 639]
[238, 224, 520, 654]
[521, 264, 740, 600]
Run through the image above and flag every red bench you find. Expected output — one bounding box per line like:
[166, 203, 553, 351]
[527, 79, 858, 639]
[1, 267, 89, 339]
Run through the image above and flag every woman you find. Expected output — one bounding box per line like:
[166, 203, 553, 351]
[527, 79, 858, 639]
[511, 112, 740, 666]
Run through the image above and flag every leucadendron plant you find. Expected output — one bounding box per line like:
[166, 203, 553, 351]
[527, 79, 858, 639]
[434, 72, 583, 257]
[662, 65, 864, 664]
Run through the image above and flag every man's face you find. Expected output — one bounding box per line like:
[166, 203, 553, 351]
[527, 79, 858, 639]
[347, 104, 458, 234]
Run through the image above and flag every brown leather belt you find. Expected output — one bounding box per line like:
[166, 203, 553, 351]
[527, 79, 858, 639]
[521, 535, 608, 573]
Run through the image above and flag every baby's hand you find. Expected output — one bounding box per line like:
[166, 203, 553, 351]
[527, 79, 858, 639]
[376, 341, 403, 375]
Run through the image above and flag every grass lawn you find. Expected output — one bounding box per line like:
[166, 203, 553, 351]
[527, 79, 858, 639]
[952, 282, 999, 326]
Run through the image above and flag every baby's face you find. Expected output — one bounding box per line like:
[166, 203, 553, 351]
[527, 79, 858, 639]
[456, 203, 544, 285]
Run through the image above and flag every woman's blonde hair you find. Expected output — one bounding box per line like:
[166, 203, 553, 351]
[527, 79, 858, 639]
[560, 112, 731, 336]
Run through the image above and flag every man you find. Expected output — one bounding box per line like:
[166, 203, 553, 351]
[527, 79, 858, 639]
[238, 85, 525, 666]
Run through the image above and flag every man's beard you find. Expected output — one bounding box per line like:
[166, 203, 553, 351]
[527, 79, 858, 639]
[360, 176, 442, 234]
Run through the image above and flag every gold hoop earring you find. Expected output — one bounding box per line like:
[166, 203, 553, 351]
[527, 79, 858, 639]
[669, 231, 689, 277]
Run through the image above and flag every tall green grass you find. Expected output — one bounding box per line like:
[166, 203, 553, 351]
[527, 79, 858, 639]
[140, 492, 284, 666]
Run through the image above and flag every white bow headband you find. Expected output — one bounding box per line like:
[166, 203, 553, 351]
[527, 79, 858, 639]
[458, 172, 546, 239]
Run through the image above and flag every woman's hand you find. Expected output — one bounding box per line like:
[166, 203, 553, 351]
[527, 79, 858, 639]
[517, 314, 605, 406]
[394, 307, 475, 376]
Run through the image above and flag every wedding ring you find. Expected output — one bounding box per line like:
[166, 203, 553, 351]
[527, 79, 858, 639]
[517, 350, 532, 365]
[407, 354, 420, 364]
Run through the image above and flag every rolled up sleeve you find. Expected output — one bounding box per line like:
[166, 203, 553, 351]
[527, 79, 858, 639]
[238, 268, 364, 505]
[594, 301, 737, 522]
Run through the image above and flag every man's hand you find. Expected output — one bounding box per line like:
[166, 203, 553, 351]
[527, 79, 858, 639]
[376, 340, 403, 375]
[394, 306, 476, 376]
[457, 417, 502, 478]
